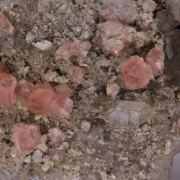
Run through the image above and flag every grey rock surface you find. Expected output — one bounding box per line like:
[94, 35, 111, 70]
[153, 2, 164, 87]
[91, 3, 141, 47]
[167, 0, 180, 23]
[0, 168, 11, 180]
[171, 153, 180, 180]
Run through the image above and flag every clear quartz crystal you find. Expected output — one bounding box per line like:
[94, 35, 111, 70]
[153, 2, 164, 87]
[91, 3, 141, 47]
[108, 101, 154, 127]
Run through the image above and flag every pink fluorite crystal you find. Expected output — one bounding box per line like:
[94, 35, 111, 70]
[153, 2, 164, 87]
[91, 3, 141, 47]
[27, 84, 56, 115]
[15, 80, 34, 99]
[0, 12, 14, 34]
[146, 48, 165, 75]
[98, 21, 134, 55]
[121, 56, 153, 90]
[100, 0, 138, 23]
[48, 127, 65, 143]
[12, 123, 41, 152]
[55, 39, 91, 60]
[19, 82, 74, 118]
[0, 74, 17, 106]
[50, 94, 73, 118]
[99, 21, 123, 40]
[68, 65, 84, 84]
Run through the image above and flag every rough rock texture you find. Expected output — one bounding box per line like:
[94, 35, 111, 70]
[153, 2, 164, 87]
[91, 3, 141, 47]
[0, 0, 176, 180]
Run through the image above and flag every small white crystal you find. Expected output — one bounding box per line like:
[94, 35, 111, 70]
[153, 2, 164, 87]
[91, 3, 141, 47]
[32, 149, 43, 163]
[32, 40, 52, 51]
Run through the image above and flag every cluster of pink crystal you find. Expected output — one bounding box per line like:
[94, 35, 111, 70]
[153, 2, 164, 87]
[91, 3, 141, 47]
[100, 0, 138, 23]
[96, 1, 165, 92]
[97, 0, 160, 56]
[0, 63, 73, 118]
[0, 14, 90, 116]
[11, 123, 66, 164]
[96, 0, 137, 55]
[0, 12, 72, 166]
[121, 48, 165, 90]
[98, 20, 134, 55]
[97, 18, 157, 56]
[107, 48, 165, 96]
